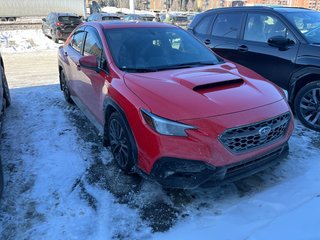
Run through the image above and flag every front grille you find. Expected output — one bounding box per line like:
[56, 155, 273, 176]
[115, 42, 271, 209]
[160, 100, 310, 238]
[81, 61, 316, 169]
[219, 112, 291, 154]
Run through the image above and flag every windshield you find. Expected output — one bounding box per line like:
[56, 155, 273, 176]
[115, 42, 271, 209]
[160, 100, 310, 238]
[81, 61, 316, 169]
[104, 27, 221, 72]
[284, 11, 320, 43]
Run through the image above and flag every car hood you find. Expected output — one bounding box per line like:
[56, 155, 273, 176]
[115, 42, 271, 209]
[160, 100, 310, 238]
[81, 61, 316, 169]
[124, 63, 284, 121]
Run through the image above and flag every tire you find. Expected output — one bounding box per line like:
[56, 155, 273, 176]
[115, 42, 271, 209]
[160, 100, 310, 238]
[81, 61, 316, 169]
[60, 70, 73, 104]
[107, 112, 135, 173]
[52, 30, 59, 43]
[0, 158, 3, 199]
[294, 81, 320, 132]
[1, 66, 10, 107]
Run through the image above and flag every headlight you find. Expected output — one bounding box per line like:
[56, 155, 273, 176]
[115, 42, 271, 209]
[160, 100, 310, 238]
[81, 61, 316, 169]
[141, 109, 196, 137]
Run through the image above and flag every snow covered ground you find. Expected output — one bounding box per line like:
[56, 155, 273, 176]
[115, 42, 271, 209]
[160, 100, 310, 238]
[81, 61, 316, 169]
[0, 30, 320, 240]
[0, 29, 58, 53]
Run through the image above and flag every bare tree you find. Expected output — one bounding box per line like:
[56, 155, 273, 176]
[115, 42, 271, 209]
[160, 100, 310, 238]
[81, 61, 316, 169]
[118, 0, 129, 8]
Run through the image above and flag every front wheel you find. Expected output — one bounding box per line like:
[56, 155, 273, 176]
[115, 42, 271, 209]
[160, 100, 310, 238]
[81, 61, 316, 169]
[294, 81, 320, 132]
[107, 112, 135, 173]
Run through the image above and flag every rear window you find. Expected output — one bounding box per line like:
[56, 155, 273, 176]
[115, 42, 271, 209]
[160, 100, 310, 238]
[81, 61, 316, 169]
[172, 16, 188, 22]
[102, 16, 120, 21]
[141, 16, 154, 21]
[58, 16, 81, 23]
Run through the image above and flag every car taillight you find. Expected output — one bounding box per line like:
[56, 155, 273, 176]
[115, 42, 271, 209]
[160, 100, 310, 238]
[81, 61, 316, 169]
[56, 22, 63, 27]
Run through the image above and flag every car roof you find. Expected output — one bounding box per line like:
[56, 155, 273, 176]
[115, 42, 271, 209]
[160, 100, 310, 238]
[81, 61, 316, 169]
[50, 12, 79, 17]
[89, 21, 175, 29]
[97, 12, 119, 17]
[204, 6, 314, 13]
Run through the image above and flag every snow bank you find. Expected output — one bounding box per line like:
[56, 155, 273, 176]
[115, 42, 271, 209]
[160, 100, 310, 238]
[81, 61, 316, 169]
[0, 29, 59, 53]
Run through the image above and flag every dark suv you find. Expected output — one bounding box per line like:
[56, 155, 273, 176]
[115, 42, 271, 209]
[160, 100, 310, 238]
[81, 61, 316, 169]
[42, 12, 82, 43]
[189, 7, 320, 131]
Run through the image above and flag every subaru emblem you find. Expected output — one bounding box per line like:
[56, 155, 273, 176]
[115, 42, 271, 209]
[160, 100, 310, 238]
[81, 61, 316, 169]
[259, 126, 272, 138]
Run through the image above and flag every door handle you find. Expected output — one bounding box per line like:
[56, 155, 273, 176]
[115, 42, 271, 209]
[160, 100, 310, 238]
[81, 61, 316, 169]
[204, 39, 211, 45]
[238, 45, 248, 52]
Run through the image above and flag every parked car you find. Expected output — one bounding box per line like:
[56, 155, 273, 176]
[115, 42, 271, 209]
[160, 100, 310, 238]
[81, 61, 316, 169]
[87, 13, 121, 22]
[123, 14, 154, 22]
[0, 53, 10, 198]
[189, 7, 320, 131]
[42, 12, 82, 43]
[58, 21, 294, 189]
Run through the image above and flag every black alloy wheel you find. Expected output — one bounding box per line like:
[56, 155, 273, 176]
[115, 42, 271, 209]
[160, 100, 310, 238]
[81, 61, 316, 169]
[295, 81, 320, 132]
[107, 112, 134, 173]
[60, 70, 73, 104]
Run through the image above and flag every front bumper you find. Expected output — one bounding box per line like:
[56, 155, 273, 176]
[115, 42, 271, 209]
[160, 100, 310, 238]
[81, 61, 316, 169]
[150, 143, 289, 189]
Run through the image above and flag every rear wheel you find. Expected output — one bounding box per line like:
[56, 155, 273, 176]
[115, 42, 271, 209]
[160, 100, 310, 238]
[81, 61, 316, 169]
[294, 81, 320, 132]
[1, 66, 10, 108]
[107, 112, 135, 173]
[60, 70, 73, 104]
[52, 30, 59, 43]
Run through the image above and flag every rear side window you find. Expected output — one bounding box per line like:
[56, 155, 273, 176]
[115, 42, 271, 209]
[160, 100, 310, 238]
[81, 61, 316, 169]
[58, 16, 81, 24]
[70, 31, 85, 53]
[211, 13, 242, 39]
[194, 15, 214, 35]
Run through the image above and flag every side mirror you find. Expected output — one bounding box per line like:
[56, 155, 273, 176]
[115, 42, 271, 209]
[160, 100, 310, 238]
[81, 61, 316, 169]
[79, 55, 99, 71]
[42, 18, 46, 22]
[268, 36, 294, 49]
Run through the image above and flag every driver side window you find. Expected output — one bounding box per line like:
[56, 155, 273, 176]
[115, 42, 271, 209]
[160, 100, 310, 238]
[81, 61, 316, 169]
[244, 13, 295, 43]
[70, 31, 86, 53]
[83, 29, 106, 69]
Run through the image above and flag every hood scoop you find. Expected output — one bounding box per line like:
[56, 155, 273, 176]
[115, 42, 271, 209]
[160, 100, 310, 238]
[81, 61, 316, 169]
[193, 79, 244, 93]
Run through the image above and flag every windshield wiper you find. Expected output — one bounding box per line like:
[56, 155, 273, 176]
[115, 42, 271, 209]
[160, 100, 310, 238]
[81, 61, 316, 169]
[155, 61, 216, 70]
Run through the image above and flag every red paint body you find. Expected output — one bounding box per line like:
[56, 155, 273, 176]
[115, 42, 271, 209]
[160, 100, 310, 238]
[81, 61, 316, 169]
[58, 22, 294, 186]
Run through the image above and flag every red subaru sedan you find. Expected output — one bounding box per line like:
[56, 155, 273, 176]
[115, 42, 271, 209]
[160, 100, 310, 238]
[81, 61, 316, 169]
[58, 21, 294, 189]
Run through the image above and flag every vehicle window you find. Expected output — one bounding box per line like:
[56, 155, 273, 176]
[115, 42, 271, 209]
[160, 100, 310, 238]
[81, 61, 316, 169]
[58, 16, 82, 24]
[194, 15, 214, 35]
[284, 11, 320, 44]
[70, 31, 85, 53]
[102, 16, 120, 21]
[211, 13, 242, 39]
[84, 31, 102, 59]
[104, 27, 221, 72]
[84, 29, 107, 69]
[87, 15, 94, 21]
[244, 14, 295, 43]
[48, 13, 55, 23]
